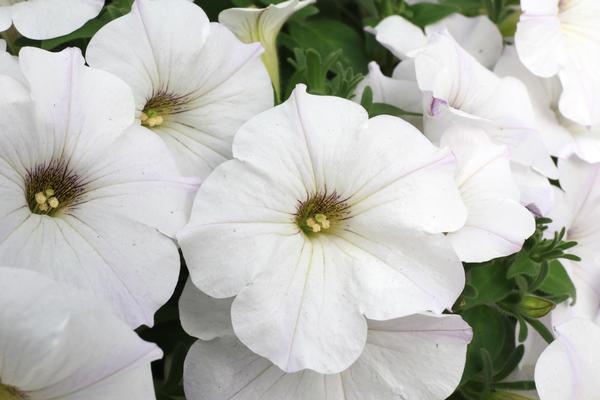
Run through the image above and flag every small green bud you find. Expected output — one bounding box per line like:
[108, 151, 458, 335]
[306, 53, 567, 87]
[518, 295, 555, 318]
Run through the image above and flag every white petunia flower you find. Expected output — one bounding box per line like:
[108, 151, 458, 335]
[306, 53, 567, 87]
[219, 0, 315, 99]
[495, 45, 600, 164]
[0, 267, 162, 400]
[86, 0, 273, 178]
[179, 280, 472, 400]
[411, 31, 557, 215]
[535, 318, 600, 400]
[0, 0, 104, 40]
[366, 13, 503, 67]
[441, 126, 535, 262]
[0, 47, 196, 328]
[516, 0, 600, 127]
[178, 85, 468, 374]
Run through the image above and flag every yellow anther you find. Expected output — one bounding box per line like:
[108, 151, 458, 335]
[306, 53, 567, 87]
[306, 217, 321, 233]
[154, 115, 164, 125]
[48, 197, 60, 209]
[45, 188, 55, 197]
[38, 203, 49, 212]
[321, 219, 330, 229]
[140, 112, 149, 122]
[35, 192, 47, 205]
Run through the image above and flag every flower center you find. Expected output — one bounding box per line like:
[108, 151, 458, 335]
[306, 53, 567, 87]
[141, 90, 191, 129]
[295, 191, 351, 236]
[0, 383, 27, 400]
[24, 160, 85, 217]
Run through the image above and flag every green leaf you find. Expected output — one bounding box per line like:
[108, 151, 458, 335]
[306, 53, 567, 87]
[507, 251, 540, 279]
[538, 260, 577, 302]
[367, 102, 423, 118]
[407, 3, 460, 27]
[287, 18, 369, 73]
[463, 262, 514, 308]
[461, 306, 514, 383]
[525, 317, 554, 344]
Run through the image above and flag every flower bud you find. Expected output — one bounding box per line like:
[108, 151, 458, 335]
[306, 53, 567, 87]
[518, 295, 555, 319]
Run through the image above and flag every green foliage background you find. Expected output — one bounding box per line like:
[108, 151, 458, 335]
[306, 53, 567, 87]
[5, 1, 577, 399]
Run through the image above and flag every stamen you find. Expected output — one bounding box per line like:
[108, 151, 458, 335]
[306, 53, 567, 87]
[35, 192, 47, 205]
[24, 160, 85, 217]
[295, 190, 351, 236]
[48, 197, 60, 209]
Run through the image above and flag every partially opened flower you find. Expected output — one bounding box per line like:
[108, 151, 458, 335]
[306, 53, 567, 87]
[411, 31, 557, 215]
[0, 47, 196, 328]
[87, 0, 273, 178]
[178, 85, 467, 374]
[0, 267, 162, 400]
[219, 0, 315, 99]
[495, 45, 600, 164]
[535, 318, 600, 400]
[0, 0, 104, 40]
[441, 126, 535, 262]
[516, 0, 600, 126]
[180, 280, 472, 400]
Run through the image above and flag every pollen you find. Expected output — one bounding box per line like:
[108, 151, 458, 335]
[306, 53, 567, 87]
[141, 110, 165, 128]
[33, 188, 61, 214]
[295, 191, 351, 236]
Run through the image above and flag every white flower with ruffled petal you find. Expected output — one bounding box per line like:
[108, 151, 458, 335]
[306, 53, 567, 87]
[0, 47, 196, 328]
[178, 85, 468, 374]
[441, 126, 535, 262]
[219, 0, 315, 99]
[535, 318, 600, 400]
[411, 31, 557, 215]
[0, 0, 104, 40]
[86, 0, 273, 178]
[516, 0, 600, 127]
[0, 267, 162, 400]
[496, 45, 600, 164]
[179, 280, 472, 400]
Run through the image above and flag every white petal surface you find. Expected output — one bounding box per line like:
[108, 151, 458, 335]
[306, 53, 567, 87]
[11, 0, 103, 40]
[183, 314, 471, 400]
[494, 45, 577, 160]
[354, 61, 422, 114]
[0, 268, 161, 399]
[366, 15, 426, 59]
[426, 13, 502, 68]
[516, 0, 600, 126]
[442, 126, 535, 262]
[19, 47, 135, 164]
[180, 279, 235, 341]
[0, 6, 11, 32]
[535, 319, 600, 400]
